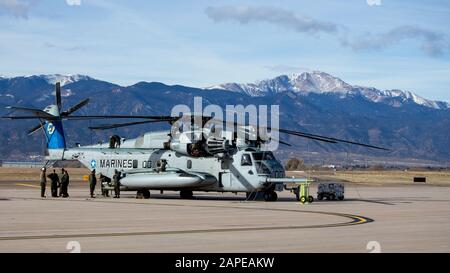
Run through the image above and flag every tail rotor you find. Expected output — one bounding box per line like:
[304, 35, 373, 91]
[3, 82, 91, 150]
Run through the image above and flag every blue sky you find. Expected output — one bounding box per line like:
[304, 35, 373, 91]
[0, 0, 449, 101]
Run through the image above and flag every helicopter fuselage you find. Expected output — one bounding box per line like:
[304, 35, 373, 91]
[49, 131, 286, 194]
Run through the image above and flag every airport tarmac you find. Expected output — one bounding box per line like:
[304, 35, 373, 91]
[0, 180, 449, 253]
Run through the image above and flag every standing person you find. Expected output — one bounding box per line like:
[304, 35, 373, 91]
[40, 167, 47, 198]
[47, 169, 59, 198]
[99, 173, 111, 197]
[113, 169, 121, 198]
[64, 169, 70, 197]
[59, 168, 65, 197]
[60, 169, 70, 198]
[89, 169, 97, 198]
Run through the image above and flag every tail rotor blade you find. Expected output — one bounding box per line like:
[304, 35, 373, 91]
[61, 98, 90, 117]
[27, 123, 44, 135]
[5, 106, 55, 119]
[55, 82, 62, 111]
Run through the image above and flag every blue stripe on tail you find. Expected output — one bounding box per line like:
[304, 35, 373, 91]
[44, 121, 66, 149]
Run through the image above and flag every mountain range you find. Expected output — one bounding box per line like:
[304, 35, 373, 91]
[1, 72, 449, 166]
[208, 71, 450, 110]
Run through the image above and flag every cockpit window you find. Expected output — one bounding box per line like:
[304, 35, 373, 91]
[255, 162, 271, 174]
[252, 152, 275, 161]
[252, 152, 281, 174]
[241, 154, 253, 166]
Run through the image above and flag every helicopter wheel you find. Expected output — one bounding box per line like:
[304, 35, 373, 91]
[142, 190, 151, 199]
[180, 190, 194, 199]
[264, 191, 278, 202]
[136, 190, 151, 199]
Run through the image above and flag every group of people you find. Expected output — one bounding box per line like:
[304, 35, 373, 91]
[39, 167, 70, 198]
[40, 168, 121, 199]
[89, 169, 121, 198]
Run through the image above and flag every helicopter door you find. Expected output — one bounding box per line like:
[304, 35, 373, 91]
[219, 172, 231, 188]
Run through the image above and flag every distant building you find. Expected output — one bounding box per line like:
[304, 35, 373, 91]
[1, 161, 44, 168]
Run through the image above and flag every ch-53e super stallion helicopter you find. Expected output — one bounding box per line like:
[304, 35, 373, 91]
[3, 82, 387, 201]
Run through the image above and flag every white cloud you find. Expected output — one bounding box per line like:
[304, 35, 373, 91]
[0, 0, 37, 18]
[343, 26, 450, 57]
[66, 0, 81, 6]
[205, 5, 338, 35]
[367, 0, 382, 6]
[206, 5, 450, 58]
[0, 0, 80, 19]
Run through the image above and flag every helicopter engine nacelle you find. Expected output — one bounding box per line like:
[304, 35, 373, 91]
[169, 141, 190, 156]
[204, 137, 230, 155]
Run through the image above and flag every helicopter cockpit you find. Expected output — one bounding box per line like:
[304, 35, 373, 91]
[240, 150, 285, 178]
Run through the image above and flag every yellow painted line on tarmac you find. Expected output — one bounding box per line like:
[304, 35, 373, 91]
[351, 215, 369, 225]
[15, 183, 40, 189]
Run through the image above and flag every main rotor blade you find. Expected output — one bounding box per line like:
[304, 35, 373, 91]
[61, 98, 90, 116]
[1, 116, 57, 120]
[238, 128, 293, 147]
[279, 129, 388, 150]
[278, 140, 292, 147]
[89, 119, 174, 130]
[55, 82, 62, 111]
[279, 131, 338, 144]
[206, 118, 386, 150]
[240, 127, 337, 145]
[27, 123, 44, 135]
[2, 114, 177, 121]
[215, 120, 338, 144]
[64, 115, 176, 120]
[268, 138, 292, 147]
[5, 106, 55, 119]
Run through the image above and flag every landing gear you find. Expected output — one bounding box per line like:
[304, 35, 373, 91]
[136, 190, 151, 199]
[246, 192, 257, 200]
[180, 190, 194, 199]
[263, 191, 278, 202]
[298, 195, 314, 204]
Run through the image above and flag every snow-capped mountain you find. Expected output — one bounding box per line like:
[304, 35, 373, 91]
[208, 71, 449, 110]
[39, 74, 92, 86]
[0, 74, 92, 86]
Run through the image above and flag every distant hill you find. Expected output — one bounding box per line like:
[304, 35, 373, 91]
[1, 72, 449, 166]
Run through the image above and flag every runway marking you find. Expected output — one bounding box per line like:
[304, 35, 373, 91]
[0, 197, 373, 241]
[15, 183, 40, 189]
[349, 199, 395, 205]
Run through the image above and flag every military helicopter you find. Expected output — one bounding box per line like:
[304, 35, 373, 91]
[3, 82, 388, 201]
